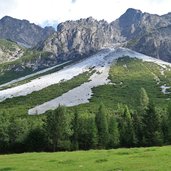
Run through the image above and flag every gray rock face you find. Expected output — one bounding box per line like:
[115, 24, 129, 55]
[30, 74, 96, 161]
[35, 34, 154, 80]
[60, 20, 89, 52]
[130, 25, 171, 62]
[40, 8, 171, 62]
[0, 16, 55, 48]
[121, 9, 171, 61]
[41, 17, 122, 61]
[0, 39, 24, 64]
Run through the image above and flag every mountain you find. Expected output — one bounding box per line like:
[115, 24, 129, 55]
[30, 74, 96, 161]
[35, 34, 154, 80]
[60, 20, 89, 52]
[0, 16, 55, 47]
[1, 8, 171, 85]
[40, 17, 122, 62]
[113, 8, 170, 40]
[40, 8, 171, 62]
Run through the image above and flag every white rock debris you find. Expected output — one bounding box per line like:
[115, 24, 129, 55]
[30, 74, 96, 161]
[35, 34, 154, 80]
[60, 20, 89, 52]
[1, 47, 171, 114]
[161, 84, 171, 94]
[123, 64, 127, 68]
[0, 61, 70, 88]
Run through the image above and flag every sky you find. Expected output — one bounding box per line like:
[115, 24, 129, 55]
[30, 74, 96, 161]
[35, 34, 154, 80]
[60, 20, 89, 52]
[0, 0, 171, 28]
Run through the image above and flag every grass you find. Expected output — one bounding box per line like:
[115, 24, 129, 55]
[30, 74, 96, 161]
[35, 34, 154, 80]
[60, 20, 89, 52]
[87, 57, 171, 110]
[0, 146, 171, 171]
[1, 57, 171, 116]
[0, 71, 92, 115]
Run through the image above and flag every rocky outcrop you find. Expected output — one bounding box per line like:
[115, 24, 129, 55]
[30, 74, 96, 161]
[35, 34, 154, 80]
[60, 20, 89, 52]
[0, 39, 24, 64]
[41, 17, 123, 61]
[40, 8, 171, 62]
[129, 25, 171, 62]
[0, 16, 55, 48]
[113, 8, 170, 40]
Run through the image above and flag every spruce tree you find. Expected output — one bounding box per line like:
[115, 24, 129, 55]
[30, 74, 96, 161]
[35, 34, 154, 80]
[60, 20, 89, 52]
[108, 115, 120, 148]
[78, 113, 97, 150]
[95, 103, 109, 148]
[143, 102, 162, 146]
[44, 105, 72, 151]
[119, 105, 135, 147]
[72, 109, 79, 150]
[0, 111, 10, 153]
[167, 103, 171, 143]
[132, 111, 143, 146]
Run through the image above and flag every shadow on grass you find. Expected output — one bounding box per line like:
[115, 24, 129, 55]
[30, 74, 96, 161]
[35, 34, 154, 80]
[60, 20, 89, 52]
[0, 168, 15, 171]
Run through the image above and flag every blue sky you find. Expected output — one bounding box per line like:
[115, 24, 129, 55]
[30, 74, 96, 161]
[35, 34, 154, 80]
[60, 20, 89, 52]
[0, 0, 170, 27]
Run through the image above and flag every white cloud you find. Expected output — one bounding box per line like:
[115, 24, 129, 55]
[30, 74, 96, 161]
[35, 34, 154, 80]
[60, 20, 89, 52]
[0, 0, 17, 16]
[0, 0, 170, 26]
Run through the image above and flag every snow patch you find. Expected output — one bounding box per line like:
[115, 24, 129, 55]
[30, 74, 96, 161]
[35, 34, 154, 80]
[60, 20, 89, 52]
[1, 47, 171, 114]
[161, 84, 170, 94]
[123, 64, 127, 68]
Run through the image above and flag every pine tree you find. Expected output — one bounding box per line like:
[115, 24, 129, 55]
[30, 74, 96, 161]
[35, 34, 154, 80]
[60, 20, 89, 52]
[72, 109, 79, 150]
[143, 102, 162, 146]
[132, 111, 143, 146]
[108, 114, 120, 148]
[119, 105, 135, 147]
[95, 103, 109, 148]
[167, 103, 171, 143]
[78, 113, 97, 150]
[138, 87, 150, 146]
[44, 105, 72, 151]
[0, 111, 10, 153]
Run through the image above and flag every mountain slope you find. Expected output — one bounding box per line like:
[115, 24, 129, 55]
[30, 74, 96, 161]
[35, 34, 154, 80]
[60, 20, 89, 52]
[0, 48, 171, 115]
[129, 25, 171, 61]
[40, 8, 171, 62]
[0, 39, 25, 64]
[0, 16, 55, 47]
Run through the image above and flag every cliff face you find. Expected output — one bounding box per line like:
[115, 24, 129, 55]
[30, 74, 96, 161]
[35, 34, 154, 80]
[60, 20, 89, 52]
[40, 8, 171, 62]
[41, 17, 123, 61]
[0, 16, 55, 48]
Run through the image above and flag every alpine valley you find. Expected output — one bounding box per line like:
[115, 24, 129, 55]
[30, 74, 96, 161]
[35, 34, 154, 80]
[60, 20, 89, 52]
[1, 8, 171, 165]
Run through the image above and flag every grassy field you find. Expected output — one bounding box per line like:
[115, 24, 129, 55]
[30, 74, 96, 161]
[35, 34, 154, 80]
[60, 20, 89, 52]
[0, 146, 171, 171]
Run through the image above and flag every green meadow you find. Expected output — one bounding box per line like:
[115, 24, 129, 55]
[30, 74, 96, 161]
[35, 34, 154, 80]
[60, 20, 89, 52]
[0, 146, 171, 171]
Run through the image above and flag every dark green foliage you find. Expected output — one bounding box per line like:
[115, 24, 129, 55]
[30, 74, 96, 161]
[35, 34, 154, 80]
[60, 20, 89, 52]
[0, 112, 10, 153]
[142, 102, 163, 146]
[25, 127, 47, 152]
[43, 106, 72, 151]
[132, 111, 144, 146]
[95, 103, 109, 148]
[167, 103, 171, 143]
[108, 114, 120, 148]
[71, 110, 79, 150]
[8, 117, 29, 153]
[118, 105, 135, 147]
[77, 112, 98, 150]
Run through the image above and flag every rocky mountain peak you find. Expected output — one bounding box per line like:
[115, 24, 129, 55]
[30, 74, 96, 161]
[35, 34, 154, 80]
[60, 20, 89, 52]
[0, 16, 55, 48]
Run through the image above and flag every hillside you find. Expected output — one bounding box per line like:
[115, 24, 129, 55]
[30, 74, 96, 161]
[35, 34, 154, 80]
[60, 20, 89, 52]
[0, 146, 171, 171]
[0, 9, 171, 85]
[0, 39, 25, 64]
[0, 48, 171, 115]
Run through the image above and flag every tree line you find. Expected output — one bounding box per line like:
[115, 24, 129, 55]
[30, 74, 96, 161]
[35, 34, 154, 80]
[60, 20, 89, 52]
[0, 88, 171, 153]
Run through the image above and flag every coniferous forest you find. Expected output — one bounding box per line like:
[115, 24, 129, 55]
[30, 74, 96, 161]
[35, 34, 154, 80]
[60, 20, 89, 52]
[0, 88, 171, 154]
